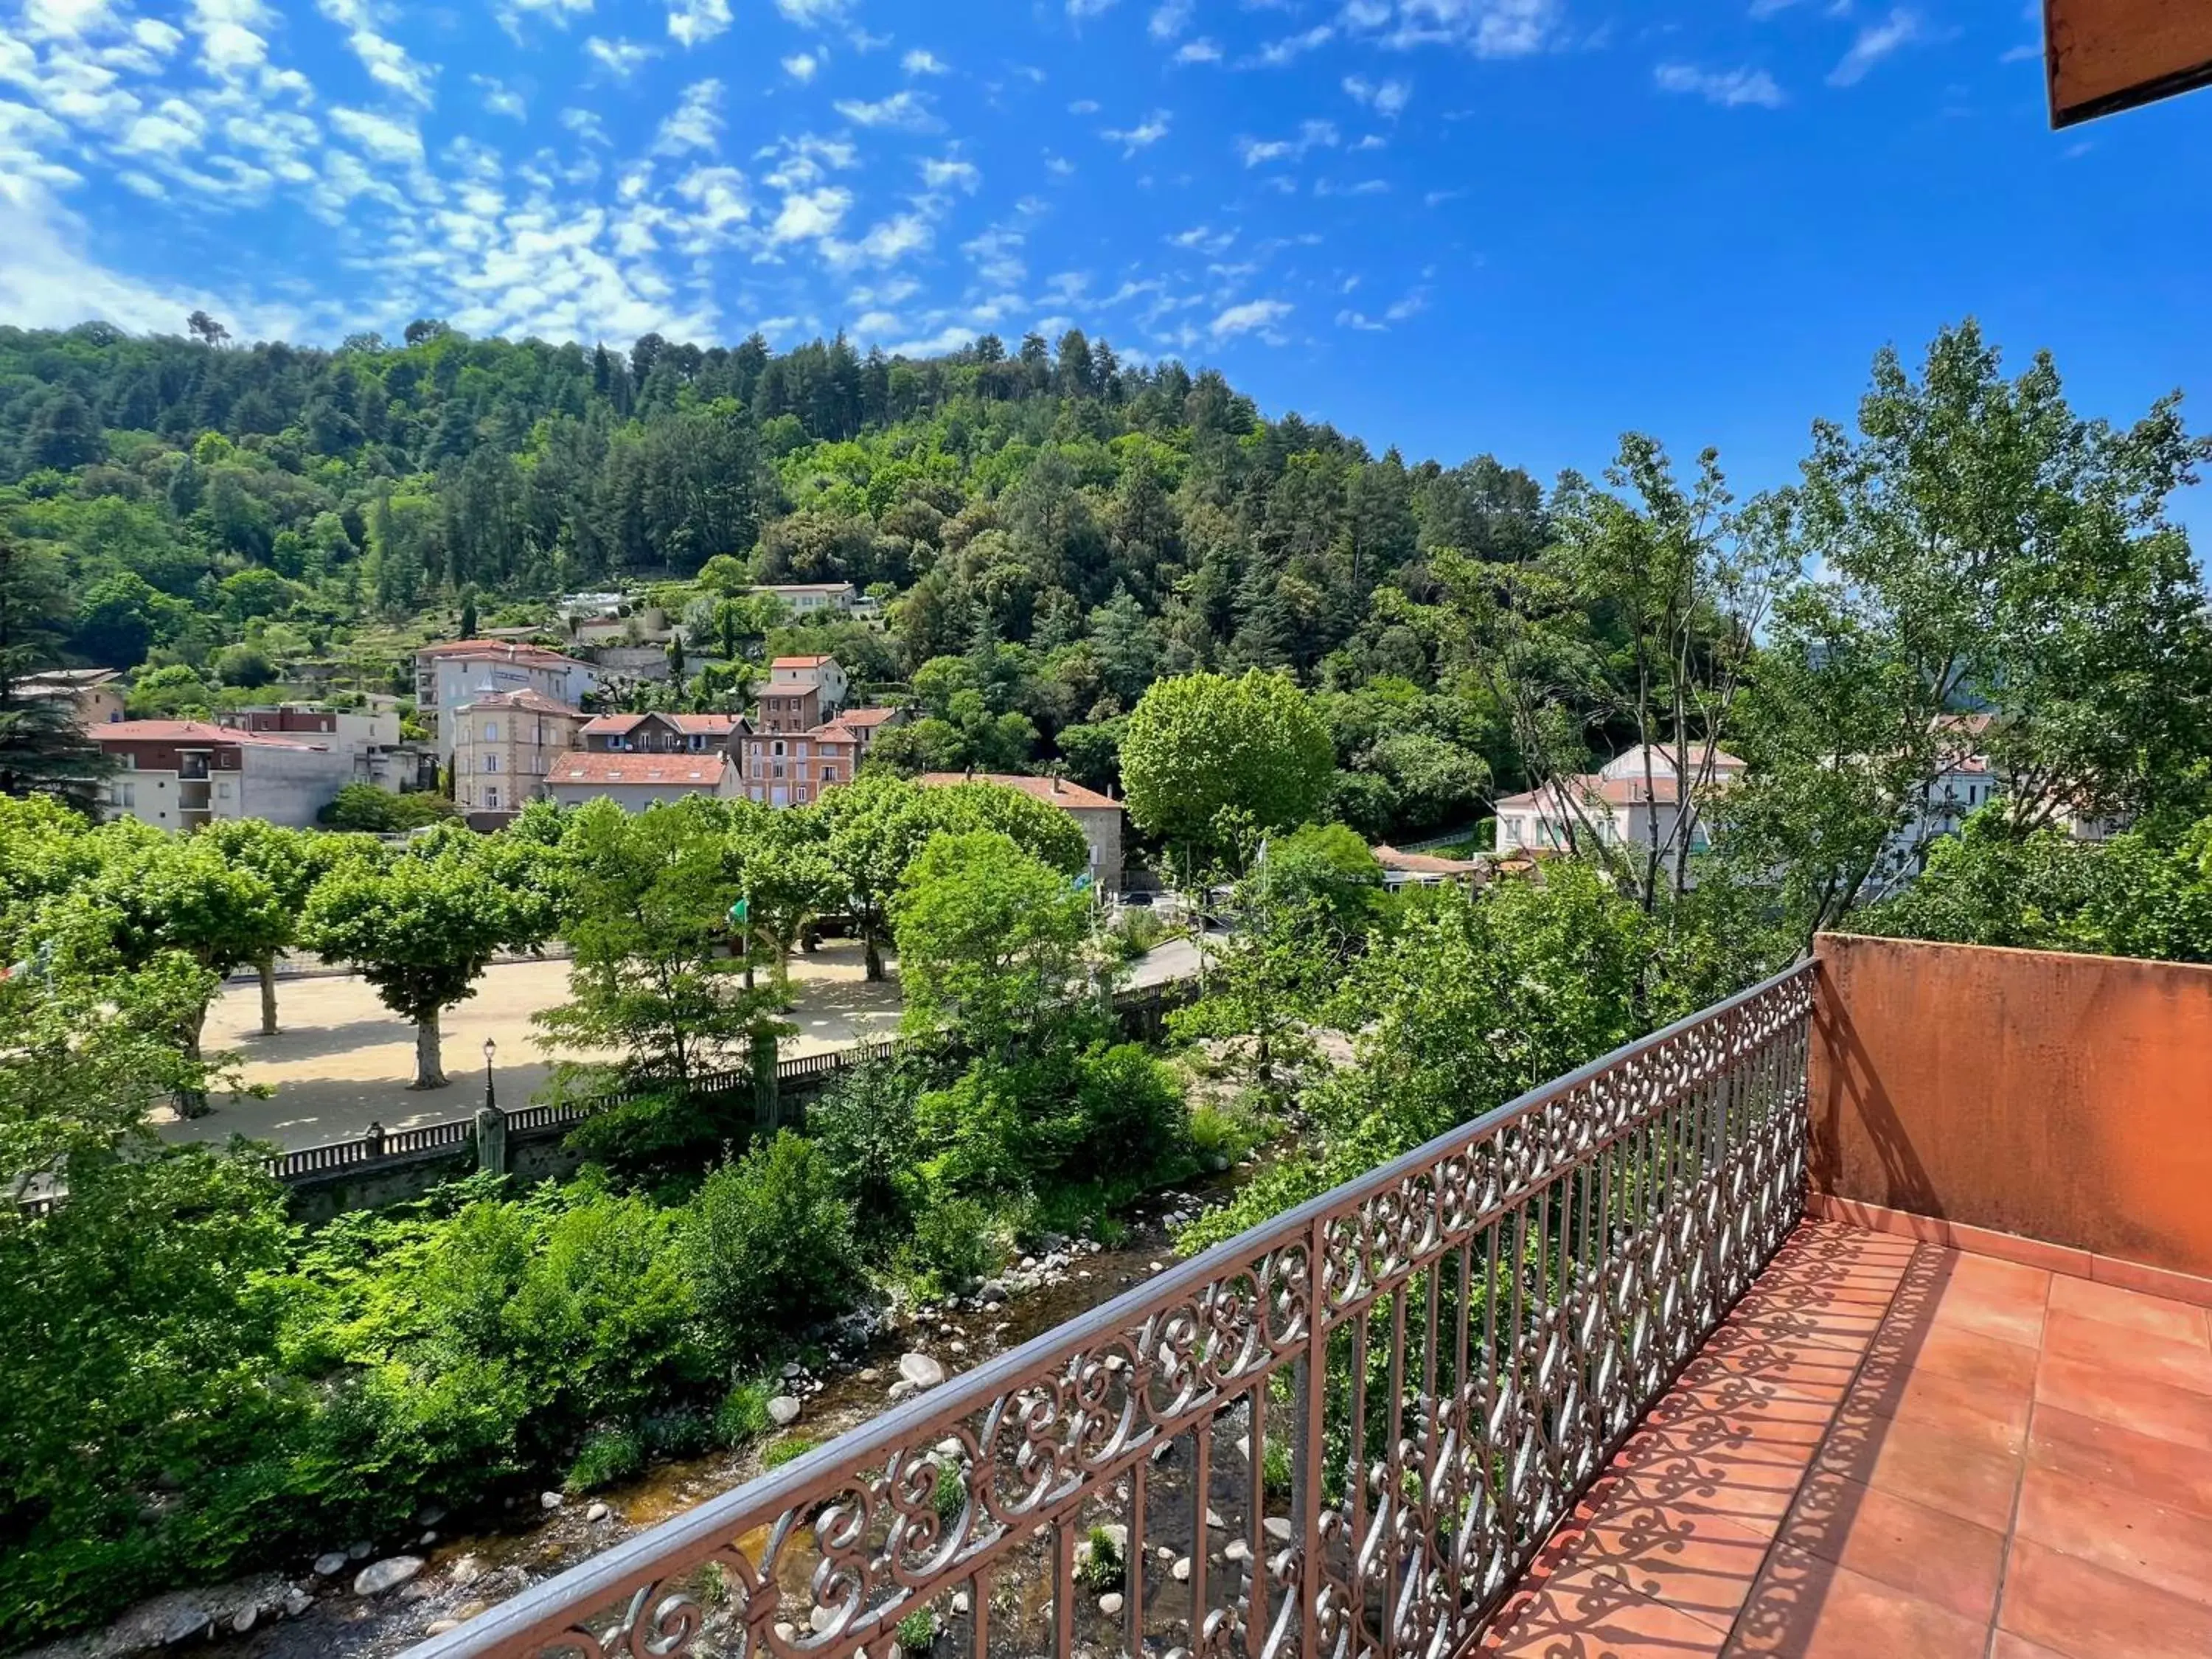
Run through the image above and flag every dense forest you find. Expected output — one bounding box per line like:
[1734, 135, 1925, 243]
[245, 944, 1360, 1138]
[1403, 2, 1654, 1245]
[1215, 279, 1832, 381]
[0, 318, 1542, 835]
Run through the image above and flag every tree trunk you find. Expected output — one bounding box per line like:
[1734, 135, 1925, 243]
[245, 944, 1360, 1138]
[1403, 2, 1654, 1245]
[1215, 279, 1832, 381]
[258, 953, 279, 1036]
[863, 929, 885, 981]
[175, 1020, 211, 1119]
[414, 1011, 448, 1089]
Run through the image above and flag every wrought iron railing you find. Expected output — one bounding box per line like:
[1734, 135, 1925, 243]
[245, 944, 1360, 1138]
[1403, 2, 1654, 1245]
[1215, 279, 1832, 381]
[407, 960, 1817, 1659]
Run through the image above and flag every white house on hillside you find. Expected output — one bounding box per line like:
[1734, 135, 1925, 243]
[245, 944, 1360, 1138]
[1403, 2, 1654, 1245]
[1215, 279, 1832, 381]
[1494, 745, 1748, 856]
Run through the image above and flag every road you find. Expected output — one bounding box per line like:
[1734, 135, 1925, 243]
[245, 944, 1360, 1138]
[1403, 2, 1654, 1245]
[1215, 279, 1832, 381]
[156, 936, 1203, 1152]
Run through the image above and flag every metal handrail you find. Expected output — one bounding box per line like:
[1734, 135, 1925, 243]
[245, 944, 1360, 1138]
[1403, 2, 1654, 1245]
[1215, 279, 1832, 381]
[406, 959, 1818, 1659]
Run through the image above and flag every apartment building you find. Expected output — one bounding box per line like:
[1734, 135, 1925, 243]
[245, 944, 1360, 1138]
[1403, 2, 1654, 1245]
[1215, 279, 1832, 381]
[543, 751, 744, 810]
[740, 723, 859, 807]
[15, 667, 125, 729]
[580, 712, 746, 757]
[414, 641, 596, 757]
[449, 689, 588, 816]
[215, 703, 431, 793]
[753, 582, 858, 616]
[755, 655, 849, 735]
[93, 720, 354, 830]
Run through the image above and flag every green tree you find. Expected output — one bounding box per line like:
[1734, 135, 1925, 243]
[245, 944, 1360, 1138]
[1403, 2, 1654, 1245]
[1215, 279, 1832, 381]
[302, 831, 554, 1087]
[688, 1132, 859, 1369]
[0, 537, 108, 810]
[891, 829, 1092, 1054]
[1121, 669, 1335, 869]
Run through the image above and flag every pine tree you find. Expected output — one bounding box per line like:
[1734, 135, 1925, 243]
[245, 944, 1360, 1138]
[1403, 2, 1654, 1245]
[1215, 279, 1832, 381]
[0, 538, 109, 811]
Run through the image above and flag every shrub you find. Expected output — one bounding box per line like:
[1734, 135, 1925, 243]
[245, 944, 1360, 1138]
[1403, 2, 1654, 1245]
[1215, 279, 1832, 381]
[566, 1428, 646, 1493]
[1065, 1042, 1187, 1174]
[1075, 1525, 1124, 1592]
[714, 1379, 775, 1447]
[895, 1610, 938, 1653]
[898, 1193, 1000, 1298]
[808, 1058, 922, 1242]
[689, 1133, 859, 1371]
[761, 1435, 819, 1470]
[1262, 1439, 1293, 1502]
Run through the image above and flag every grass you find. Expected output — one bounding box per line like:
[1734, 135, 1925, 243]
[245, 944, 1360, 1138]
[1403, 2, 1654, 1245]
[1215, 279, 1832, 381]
[714, 1378, 774, 1447]
[894, 1610, 937, 1652]
[1074, 1524, 1124, 1592]
[762, 1435, 821, 1470]
[564, 1428, 645, 1494]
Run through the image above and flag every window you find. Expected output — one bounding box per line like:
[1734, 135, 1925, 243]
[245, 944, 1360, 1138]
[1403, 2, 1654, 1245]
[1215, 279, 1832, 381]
[484, 720, 500, 742]
[821, 766, 838, 784]
[486, 786, 501, 810]
[771, 740, 786, 757]
[797, 741, 810, 759]
[690, 734, 704, 751]
[111, 782, 136, 809]
[750, 742, 762, 757]
[772, 762, 786, 779]
[484, 754, 499, 773]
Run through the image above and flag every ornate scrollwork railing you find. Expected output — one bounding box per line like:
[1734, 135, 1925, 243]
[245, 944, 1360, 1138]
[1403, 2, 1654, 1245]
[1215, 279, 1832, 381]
[410, 960, 1817, 1659]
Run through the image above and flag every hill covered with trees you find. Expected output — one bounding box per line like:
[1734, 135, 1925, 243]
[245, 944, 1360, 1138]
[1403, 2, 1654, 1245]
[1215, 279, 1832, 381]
[0, 317, 1540, 837]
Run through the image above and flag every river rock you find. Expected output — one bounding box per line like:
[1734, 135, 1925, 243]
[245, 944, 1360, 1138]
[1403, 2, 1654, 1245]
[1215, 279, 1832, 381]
[416, 1503, 448, 1527]
[314, 1551, 349, 1577]
[768, 1393, 804, 1427]
[419, 1530, 439, 1546]
[283, 1588, 313, 1618]
[348, 1540, 374, 1560]
[158, 1604, 212, 1644]
[232, 1607, 258, 1635]
[1098, 1593, 1125, 1615]
[540, 1490, 565, 1510]
[426, 1620, 459, 1637]
[448, 1555, 484, 1587]
[950, 1591, 971, 1615]
[354, 1557, 425, 1596]
[1263, 1517, 1293, 1543]
[810, 1604, 838, 1633]
[860, 1366, 883, 1383]
[783, 1360, 805, 1380]
[776, 1622, 799, 1644]
[898, 1352, 947, 1389]
[1170, 1557, 1192, 1583]
[1205, 1507, 1225, 1529]
[1223, 1540, 1251, 1563]
[586, 1502, 610, 1522]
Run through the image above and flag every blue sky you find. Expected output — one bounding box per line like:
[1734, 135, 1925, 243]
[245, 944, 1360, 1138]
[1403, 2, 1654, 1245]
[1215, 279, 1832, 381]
[4, 1, 2211, 521]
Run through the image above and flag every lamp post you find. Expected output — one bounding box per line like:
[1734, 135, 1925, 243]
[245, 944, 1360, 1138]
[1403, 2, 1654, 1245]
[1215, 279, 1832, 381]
[482, 1037, 497, 1113]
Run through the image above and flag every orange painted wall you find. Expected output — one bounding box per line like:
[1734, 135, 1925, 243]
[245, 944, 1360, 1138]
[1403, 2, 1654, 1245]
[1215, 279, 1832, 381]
[1810, 933, 2212, 1279]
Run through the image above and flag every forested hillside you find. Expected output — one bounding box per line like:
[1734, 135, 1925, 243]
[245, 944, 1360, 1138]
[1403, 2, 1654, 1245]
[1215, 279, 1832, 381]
[0, 318, 1539, 834]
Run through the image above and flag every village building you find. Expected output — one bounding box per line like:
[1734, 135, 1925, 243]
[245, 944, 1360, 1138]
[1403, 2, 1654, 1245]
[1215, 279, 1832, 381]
[543, 751, 745, 811]
[449, 690, 588, 818]
[740, 722, 859, 807]
[413, 641, 597, 757]
[919, 772, 1126, 894]
[91, 719, 355, 830]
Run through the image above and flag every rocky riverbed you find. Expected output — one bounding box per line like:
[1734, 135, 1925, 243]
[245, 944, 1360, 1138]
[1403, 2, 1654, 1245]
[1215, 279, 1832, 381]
[25, 1172, 1253, 1659]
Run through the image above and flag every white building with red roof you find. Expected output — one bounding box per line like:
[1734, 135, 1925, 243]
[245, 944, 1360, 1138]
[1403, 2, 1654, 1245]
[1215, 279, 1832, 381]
[414, 639, 597, 757]
[91, 719, 357, 830]
[543, 751, 745, 811]
[919, 772, 1125, 893]
[1493, 745, 1749, 858]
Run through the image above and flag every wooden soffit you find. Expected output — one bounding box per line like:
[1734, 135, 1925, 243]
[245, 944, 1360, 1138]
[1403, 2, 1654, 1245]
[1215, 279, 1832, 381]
[2048, 0, 2212, 127]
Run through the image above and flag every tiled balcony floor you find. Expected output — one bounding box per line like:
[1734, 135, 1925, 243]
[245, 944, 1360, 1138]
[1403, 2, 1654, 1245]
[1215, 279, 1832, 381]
[1478, 1216, 2212, 1658]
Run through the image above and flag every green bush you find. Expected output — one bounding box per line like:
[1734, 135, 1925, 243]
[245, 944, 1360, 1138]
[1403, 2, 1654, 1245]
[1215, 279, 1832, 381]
[566, 1428, 646, 1493]
[714, 1379, 775, 1447]
[895, 1610, 938, 1652]
[761, 1435, 819, 1470]
[689, 1133, 860, 1370]
[899, 1193, 1001, 1297]
[1075, 1524, 1124, 1592]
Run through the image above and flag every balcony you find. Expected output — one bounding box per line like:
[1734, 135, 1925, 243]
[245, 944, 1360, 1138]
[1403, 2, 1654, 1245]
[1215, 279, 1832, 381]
[408, 936, 2212, 1659]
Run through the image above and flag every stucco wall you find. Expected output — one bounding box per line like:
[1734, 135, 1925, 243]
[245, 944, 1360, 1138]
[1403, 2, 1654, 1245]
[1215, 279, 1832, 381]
[1809, 933, 2212, 1279]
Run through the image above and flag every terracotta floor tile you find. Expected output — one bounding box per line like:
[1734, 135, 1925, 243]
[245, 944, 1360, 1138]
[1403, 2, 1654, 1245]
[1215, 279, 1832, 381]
[1812, 1409, 2020, 1531]
[1941, 1251, 2052, 1304]
[2026, 1405, 2212, 1523]
[1481, 1567, 1733, 1655]
[1851, 1363, 2031, 1460]
[1927, 1274, 2049, 1348]
[1774, 1469, 2007, 1623]
[1725, 1548, 1991, 1659]
[2013, 1461, 2212, 1609]
[1897, 1323, 2042, 1394]
[2033, 1351, 2212, 1452]
[1642, 1397, 1835, 1454]
[2042, 1307, 2212, 1397]
[1612, 1461, 1809, 1530]
[2045, 1273, 2209, 1346]
[1720, 1306, 1886, 1356]
[1997, 1537, 2212, 1659]
[1568, 1489, 1775, 1631]
[1989, 1636, 2073, 1659]
[1674, 1340, 1858, 1405]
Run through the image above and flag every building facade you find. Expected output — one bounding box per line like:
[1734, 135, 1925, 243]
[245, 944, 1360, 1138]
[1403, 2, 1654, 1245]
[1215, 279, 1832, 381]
[543, 751, 744, 810]
[17, 667, 125, 729]
[1494, 745, 1750, 856]
[414, 641, 596, 757]
[582, 712, 746, 757]
[450, 690, 588, 816]
[740, 723, 858, 807]
[93, 720, 354, 830]
[754, 582, 858, 616]
[918, 772, 1126, 893]
[759, 655, 849, 734]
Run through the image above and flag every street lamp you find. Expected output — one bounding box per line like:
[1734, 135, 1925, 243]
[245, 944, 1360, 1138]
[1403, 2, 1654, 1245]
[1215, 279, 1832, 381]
[482, 1037, 497, 1113]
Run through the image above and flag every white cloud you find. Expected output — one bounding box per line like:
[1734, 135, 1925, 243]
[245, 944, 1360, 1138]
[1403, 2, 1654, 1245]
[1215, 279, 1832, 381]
[561, 105, 610, 144]
[188, 0, 275, 83]
[770, 185, 851, 241]
[666, 0, 731, 46]
[655, 79, 723, 154]
[919, 155, 980, 191]
[782, 52, 821, 82]
[827, 211, 932, 267]
[1343, 75, 1411, 115]
[1338, 307, 1385, 332]
[1255, 25, 1332, 66]
[315, 0, 434, 105]
[1342, 0, 1562, 58]
[963, 223, 1026, 286]
[902, 48, 949, 75]
[1068, 100, 1101, 115]
[1149, 0, 1190, 38]
[1211, 297, 1289, 339]
[1654, 62, 1786, 108]
[473, 74, 526, 119]
[1829, 9, 1924, 86]
[330, 105, 424, 166]
[1237, 119, 1336, 166]
[497, 0, 594, 37]
[585, 35, 655, 79]
[1102, 110, 1171, 154]
[887, 323, 976, 356]
[1174, 38, 1222, 64]
[776, 0, 852, 25]
[1169, 223, 1235, 254]
[1067, 0, 1119, 16]
[833, 89, 938, 130]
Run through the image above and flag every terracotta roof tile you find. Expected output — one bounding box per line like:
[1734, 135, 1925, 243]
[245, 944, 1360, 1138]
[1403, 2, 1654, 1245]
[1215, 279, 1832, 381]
[918, 772, 1121, 812]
